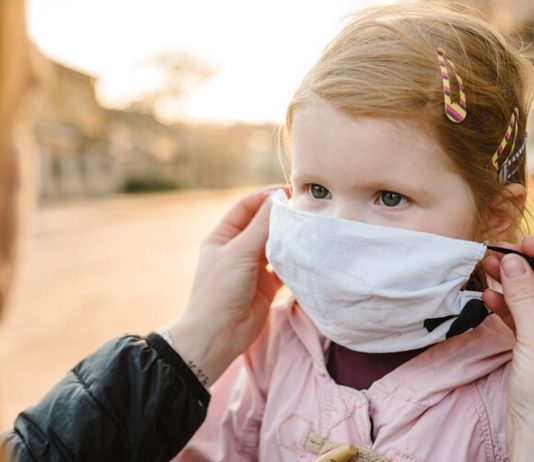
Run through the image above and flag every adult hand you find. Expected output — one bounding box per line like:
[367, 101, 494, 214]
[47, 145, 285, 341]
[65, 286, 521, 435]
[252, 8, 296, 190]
[169, 185, 287, 387]
[483, 237, 534, 461]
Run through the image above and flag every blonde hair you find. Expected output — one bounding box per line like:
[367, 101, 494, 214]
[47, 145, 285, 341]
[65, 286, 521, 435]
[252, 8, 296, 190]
[284, 1, 534, 243]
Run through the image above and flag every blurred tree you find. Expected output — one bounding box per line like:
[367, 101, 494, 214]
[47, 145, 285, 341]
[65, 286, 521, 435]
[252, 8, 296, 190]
[127, 52, 215, 123]
[441, 0, 534, 43]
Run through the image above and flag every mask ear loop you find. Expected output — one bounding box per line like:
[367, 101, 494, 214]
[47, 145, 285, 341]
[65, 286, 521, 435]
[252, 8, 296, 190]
[486, 245, 534, 269]
[424, 243, 525, 338]
[437, 48, 467, 123]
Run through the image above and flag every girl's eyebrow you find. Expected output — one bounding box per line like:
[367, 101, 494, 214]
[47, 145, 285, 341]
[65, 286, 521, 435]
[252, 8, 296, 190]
[290, 172, 329, 184]
[360, 181, 432, 199]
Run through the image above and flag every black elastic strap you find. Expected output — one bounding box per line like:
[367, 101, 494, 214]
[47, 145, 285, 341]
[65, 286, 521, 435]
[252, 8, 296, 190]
[487, 245, 534, 268]
[424, 298, 490, 339]
[424, 314, 455, 332]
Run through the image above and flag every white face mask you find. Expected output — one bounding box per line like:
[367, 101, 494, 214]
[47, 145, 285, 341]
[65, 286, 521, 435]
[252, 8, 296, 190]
[265, 190, 489, 353]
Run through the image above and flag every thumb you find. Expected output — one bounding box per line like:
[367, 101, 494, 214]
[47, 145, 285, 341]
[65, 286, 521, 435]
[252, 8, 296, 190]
[230, 196, 273, 256]
[500, 254, 534, 346]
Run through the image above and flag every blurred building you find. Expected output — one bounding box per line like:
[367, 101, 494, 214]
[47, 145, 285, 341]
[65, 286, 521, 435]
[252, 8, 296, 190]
[33, 56, 283, 201]
[188, 123, 284, 189]
[34, 61, 113, 199]
[106, 109, 192, 188]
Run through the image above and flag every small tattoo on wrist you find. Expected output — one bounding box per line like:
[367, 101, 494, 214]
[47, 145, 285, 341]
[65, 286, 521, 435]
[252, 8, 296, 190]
[187, 361, 209, 387]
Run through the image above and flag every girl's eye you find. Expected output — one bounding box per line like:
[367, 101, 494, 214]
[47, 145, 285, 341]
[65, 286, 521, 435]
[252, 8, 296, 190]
[308, 184, 331, 199]
[379, 191, 405, 207]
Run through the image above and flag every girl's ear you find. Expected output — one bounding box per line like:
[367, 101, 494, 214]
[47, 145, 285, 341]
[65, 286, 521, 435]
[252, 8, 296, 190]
[481, 183, 527, 242]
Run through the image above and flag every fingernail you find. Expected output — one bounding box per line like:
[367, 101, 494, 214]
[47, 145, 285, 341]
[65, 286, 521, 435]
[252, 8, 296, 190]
[502, 254, 528, 278]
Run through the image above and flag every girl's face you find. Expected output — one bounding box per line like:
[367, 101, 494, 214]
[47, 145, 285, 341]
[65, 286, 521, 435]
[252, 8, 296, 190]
[290, 96, 478, 241]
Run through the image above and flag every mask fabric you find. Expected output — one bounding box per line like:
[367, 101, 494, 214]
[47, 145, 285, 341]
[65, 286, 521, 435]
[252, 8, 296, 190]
[265, 190, 489, 353]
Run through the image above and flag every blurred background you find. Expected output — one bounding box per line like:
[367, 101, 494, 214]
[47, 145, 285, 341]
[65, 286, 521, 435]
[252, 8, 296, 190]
[0, 0, 533, 430]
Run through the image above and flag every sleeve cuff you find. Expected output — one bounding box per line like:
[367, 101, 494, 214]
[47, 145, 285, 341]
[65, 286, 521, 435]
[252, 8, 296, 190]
[145, 332, 211, 405]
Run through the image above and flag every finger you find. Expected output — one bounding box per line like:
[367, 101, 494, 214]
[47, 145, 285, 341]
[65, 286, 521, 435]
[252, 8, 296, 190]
[483, 287, 507, 313]
[484, 255, 502, 283]
[229, 195, 273, 256]
[258, 264, 283, 297]
[255, 275, 284, 315]
[500, 254, 534, 345]
[494, 241, 521, 251]
[271, 269, 283, 288]
[487, 241, 521, 261]
[521, 236, 534, 256]
[482, 289, 510, 317]
[208, 185, 284, 243]
[482, 288, 515, 331]
[485, 241, 523, 283]
[259, 253, 283, 285]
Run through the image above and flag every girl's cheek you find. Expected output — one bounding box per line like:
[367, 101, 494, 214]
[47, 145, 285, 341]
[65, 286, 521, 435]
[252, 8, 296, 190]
[292, 193, 325, 214]
[291, 194, 308, 212]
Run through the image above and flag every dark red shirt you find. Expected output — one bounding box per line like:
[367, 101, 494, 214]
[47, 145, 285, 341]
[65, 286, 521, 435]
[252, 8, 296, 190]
[327, 342, 426, 390]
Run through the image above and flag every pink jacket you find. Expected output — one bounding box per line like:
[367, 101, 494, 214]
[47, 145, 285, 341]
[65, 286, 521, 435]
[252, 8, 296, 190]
[174, 298, 515, 461]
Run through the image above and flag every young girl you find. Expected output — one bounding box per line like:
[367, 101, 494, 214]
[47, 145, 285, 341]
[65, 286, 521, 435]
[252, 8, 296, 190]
[174, 3, 534, 461]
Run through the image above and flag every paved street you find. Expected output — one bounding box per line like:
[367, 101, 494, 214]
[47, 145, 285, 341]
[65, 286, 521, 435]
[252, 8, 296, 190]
[0, 188, 251, 430]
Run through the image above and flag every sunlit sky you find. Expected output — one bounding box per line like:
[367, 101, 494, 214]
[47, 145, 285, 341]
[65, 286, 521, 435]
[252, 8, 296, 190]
[28, 0, 394, 124]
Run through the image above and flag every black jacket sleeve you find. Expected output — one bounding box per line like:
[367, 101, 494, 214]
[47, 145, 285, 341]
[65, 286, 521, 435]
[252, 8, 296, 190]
[1, 333, 210, 462]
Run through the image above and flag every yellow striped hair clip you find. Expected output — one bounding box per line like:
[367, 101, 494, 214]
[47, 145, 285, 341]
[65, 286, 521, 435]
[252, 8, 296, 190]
[491, 107, 526, 183]
[437, 48, 467, 123]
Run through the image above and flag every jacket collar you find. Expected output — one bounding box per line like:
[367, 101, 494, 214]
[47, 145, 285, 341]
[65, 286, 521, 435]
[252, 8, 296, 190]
[288, 299, 515, 405]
